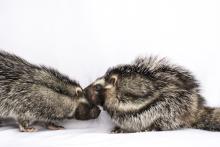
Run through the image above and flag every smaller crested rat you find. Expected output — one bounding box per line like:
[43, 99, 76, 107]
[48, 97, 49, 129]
[85, 56, 220, 133]
[0, 51, 100, 132]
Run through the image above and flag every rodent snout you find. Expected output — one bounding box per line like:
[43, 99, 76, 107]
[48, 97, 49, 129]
[84, 86, 104, 106]
[75, 103, 101, 120]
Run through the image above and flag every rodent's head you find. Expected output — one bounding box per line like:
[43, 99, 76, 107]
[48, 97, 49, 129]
[68, 86, 101, 120]
[84, 64, 155, 111]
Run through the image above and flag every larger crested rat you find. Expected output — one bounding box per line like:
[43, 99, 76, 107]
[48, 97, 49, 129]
[85, 56, 220, 133]
[0, 51, 100, 132]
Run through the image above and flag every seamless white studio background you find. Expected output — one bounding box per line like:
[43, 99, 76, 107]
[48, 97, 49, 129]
[0, 0, 220, 147]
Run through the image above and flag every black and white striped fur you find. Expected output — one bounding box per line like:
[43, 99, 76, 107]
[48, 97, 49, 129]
[85, 56, 220, 133]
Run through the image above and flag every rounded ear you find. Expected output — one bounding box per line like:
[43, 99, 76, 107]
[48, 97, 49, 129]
[109, 75, 118, 86]
[75, 87, 83, 96]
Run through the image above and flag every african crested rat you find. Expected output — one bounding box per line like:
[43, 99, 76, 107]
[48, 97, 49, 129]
[85, 56, 220, 133]
[0, 51, 100, 132]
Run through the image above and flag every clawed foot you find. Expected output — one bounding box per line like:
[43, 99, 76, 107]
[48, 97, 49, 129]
[111, 126, 126, 133]
[19, 127, 38, 132]
[46, 123, 64, 130]
[18, 119, 38, 132]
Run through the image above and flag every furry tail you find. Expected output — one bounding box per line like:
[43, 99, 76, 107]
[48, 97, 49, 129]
[193, 107, 220, 131]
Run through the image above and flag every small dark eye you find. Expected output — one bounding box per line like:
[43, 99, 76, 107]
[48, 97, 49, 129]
[95, 84, 102, 91]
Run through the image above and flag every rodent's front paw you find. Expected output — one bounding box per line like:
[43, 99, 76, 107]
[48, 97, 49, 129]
[20, 127, 38, 132]
[111, 127, 126, 133]
[46, 123, 64, 130]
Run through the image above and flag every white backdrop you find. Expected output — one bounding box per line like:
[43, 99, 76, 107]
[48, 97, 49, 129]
[0, 0, 220, 147]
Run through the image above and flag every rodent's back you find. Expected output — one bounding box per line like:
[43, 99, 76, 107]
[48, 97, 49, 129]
[0, 51, 38, 86]
[133, 56, 200, 92]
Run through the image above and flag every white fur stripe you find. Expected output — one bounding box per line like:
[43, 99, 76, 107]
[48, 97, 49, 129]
[93, 78, 105, 86]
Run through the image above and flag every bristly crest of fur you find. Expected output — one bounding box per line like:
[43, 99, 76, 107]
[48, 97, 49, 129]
[85, 56, 220, 133]
[134, 56, 170, 71]
[105, 56, 177, 80]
